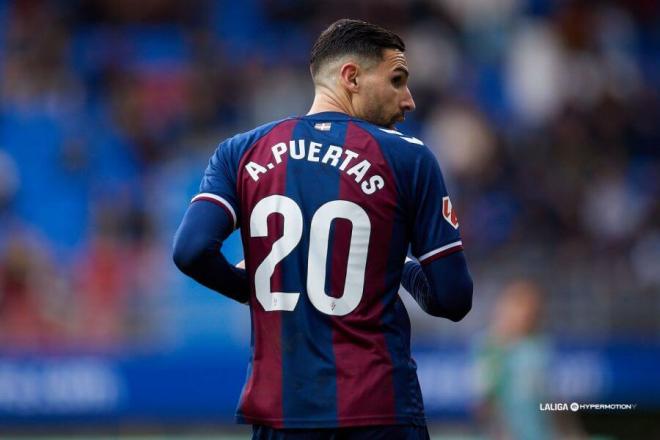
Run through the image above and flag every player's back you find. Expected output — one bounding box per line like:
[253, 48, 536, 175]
[197, 111, 460, 428]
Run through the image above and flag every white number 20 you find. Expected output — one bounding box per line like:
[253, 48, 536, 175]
[249, 195, 370, 316]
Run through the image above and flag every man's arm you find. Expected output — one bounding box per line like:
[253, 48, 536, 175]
[401, 251, 473, 322]
[172, 200, 249, 303]
[396, 138, 473, 321]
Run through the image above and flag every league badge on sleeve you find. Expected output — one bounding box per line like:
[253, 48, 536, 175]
[442, 196, 459, 229]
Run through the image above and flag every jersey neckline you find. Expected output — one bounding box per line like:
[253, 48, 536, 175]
[302, 111, 356, 121]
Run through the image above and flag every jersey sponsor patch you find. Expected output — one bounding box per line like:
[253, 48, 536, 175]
[442, 196, 459, 229]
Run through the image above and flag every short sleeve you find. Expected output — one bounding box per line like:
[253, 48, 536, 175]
[409, 147, 463, 264]
[192, 140, 240, 229]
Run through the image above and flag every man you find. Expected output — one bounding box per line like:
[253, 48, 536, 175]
[474, 279, 556, 439]
[173, 19, 473, 440]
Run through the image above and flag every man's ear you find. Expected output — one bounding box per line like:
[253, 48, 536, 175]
[339, 62, 359, 93]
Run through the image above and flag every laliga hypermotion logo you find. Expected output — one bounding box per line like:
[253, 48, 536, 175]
[442, 196, 459, 229]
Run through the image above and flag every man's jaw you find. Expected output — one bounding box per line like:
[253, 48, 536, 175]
[387, 113, 405, 129]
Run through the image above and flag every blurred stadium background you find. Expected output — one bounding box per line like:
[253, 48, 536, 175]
[0, 0, 658, 438]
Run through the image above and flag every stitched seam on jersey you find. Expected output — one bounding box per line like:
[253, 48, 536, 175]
[418, 240, 463, 262]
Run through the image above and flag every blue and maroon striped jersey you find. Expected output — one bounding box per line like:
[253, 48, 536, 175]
[193, 112, 463, 428]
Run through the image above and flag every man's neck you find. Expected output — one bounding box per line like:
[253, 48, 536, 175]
[307, 89, 354, 116]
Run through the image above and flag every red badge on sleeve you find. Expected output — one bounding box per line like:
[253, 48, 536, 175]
[442, 196, 459, 229]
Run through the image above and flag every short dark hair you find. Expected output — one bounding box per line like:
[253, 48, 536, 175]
[310, 19, 405, 77]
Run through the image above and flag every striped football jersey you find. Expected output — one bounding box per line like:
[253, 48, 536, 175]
[193, 111, 463, 428]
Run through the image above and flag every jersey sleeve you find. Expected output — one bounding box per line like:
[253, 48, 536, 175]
[193, 139, 240, 230]
[409, 146, 463, 265]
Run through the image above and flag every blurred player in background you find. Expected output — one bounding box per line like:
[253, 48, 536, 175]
[173, 19, 473, 440]
[474, 279, 557, 439]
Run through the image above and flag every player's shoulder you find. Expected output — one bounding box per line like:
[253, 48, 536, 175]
[353, 120, 426, 151]
[219, 117, 295, 153]
[352, 120, 433, 162]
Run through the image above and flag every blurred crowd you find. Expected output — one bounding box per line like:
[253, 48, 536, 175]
[0, 0, 658, 352]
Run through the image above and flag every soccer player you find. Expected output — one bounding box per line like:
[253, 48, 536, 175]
[173, 19, 473, 440]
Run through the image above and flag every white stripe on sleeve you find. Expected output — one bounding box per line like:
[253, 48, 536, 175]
[418, 240, 463, 263]
[191, 193, 237, 229]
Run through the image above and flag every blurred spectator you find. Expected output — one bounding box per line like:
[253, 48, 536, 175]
[0, 232, 71, 350]
[72, 197, 163, 350]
